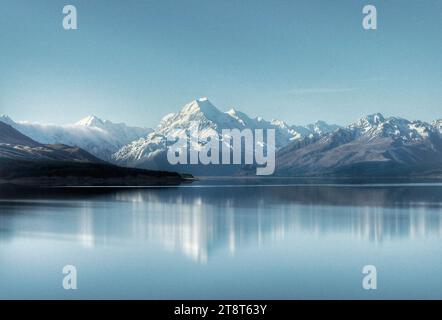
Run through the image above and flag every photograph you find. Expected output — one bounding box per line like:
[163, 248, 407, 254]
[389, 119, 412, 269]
[0, 0, 441, 316]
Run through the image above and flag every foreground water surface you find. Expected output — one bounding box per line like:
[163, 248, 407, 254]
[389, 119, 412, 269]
[0, 182, 441, 299]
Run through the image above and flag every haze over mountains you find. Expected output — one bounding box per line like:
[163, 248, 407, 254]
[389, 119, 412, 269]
[2, 98, 442, 177]
[0, 121, 102, 162]
[0, 121, 186, 186]
[276, 113, 442, 176]
[0, 115, 151, 161]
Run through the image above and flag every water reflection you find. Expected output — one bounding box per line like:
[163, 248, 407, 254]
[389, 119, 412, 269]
[0, 184, 442, 263]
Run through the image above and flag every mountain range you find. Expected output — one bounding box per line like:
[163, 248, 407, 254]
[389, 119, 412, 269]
[111, 98, 340, 174]
[0, 115, 152, 161]
[0, 120, 102, 162]
[0, 121, 186, 186]
[2, 98, 442, 177]
[276, 113, 442, 176]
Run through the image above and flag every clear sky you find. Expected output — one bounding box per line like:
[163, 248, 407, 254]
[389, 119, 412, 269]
[1, 0, 441, 127]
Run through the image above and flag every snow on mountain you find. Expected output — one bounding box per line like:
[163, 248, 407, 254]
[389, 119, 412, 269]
[349, 113, 437, 142]
[0, 115, 15, 126]
[112, 98, 340, 172]
[306, 120, 341, 136]
[112, 98, 241, 169]
[433, 119, 442, 135]
[0, 121, 102, 163]
[0, 115, 152, 161]
[3, 104, 441, 177]
[0, 119, 41, 147]
[276, 113, 442, 176]
[349, 112, 386, 133]
[75, 115, 152, 145]
[75, 115, 105, 127]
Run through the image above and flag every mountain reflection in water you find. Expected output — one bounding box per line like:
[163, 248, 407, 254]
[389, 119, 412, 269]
[1, 184, 441, 263]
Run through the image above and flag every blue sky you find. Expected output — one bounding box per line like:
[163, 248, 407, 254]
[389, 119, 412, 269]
[1, 0, 441, 127]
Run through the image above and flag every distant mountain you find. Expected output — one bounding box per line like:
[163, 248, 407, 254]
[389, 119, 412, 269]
[4, 100, 441, 178]
[275, 113, 442, 176]
[306, 120, 341, 136]
[112, 98, 339, 174]
[0, 118, 40, 147]
[0, 121, 102, 162]
[0, 121, 189, 186]
[433, 119, 442, 133]
[0, 115, 152, 161]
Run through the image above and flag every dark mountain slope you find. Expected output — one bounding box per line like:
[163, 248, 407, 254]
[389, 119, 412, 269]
[275, 114, 442, 177]
[0, 120, 41, 146]
[0, 122, 190, 186]
[0, 121, 102, 162]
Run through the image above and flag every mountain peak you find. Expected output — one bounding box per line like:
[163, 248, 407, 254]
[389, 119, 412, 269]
[0, 115, 15, 125]
[226, 108, 237, 116]
[270, 119, 289, 128]
[306, 120, 340, 135]
[362, 113, 385, 125]
[350, 113, 386, 131]
[313, 120, 328, 126]
[75, 115, 105, 127]
[181, 98, 220, 116]
[432, 119, 442, 132]
[0, 120, 40, 147]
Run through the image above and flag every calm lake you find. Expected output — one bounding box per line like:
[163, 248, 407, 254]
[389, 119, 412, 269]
[0, 181, 441, 299]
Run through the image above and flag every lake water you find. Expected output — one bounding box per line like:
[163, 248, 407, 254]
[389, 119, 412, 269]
[0, 182, 441, 299]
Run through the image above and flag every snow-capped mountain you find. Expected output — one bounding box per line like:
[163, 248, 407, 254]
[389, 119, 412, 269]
[433, 119, 442, 135]
[276, 113, 442, 176]
[112, 98, 339, 174]
[0, 121, 101, 162]
[0, 115, 152, 161]
[307, 120, 341, 136]
[5, 99, 439, 177]
[347, 113, 436, 142]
